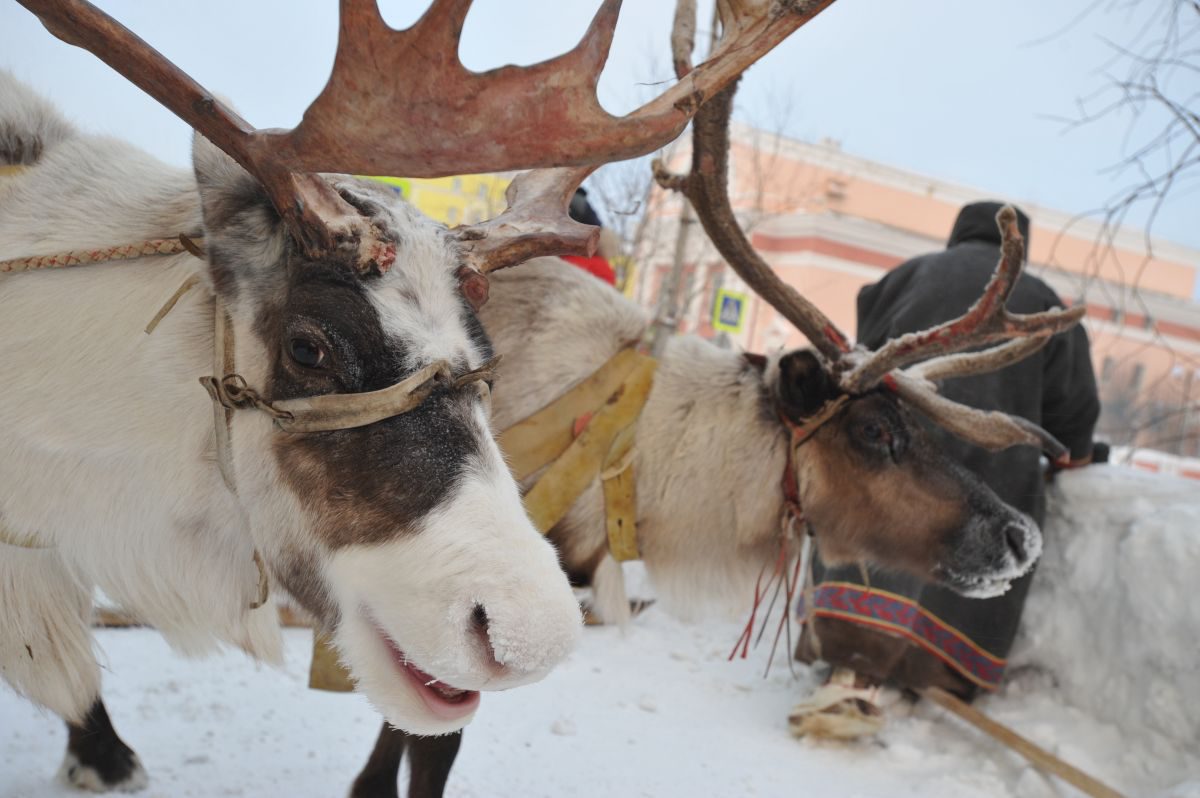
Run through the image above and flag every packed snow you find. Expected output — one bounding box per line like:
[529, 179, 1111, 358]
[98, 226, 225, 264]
[2, 465, 1197, 798]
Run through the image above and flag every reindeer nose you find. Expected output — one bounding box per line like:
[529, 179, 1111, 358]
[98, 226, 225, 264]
[470, 603, 502, 672]
[1004, 524, 1028, 563]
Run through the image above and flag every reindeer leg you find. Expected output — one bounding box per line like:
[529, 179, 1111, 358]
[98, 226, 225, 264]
[349, 721, 406, 798]
[405, 731, 461, 798]
[59, 697, 147, 793]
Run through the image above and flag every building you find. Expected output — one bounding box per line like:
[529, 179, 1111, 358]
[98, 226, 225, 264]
[635, 123, 1200, 457]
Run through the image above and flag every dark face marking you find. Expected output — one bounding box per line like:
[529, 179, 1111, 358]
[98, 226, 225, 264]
[256, 243, 494, 550]
[194, 151, 500, 589]
[776, 349, 1032, 585]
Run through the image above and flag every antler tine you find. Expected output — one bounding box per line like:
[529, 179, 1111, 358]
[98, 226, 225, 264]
[890, 372, 1069, 461]
[905, 337, 1050, 384]
[457, 167, 600, 274]
[22, 0, 838, 270]
[652, 76, 851, 363]
[841, 207, 1086, 393]
[452, 0, 839, 279]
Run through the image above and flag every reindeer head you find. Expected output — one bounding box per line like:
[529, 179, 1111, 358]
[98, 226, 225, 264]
[656, 59, 1084, 598]
[190, 137, 588, 734]
[771, 350, 1041, 597]
[21, 0, 835, 733]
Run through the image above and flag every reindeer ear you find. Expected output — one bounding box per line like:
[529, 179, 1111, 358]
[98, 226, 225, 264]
[742, 352, 769, 373]
[776, 350, 836, 421]
[192, 132, 283, 294]
[193, 133, 277, 231]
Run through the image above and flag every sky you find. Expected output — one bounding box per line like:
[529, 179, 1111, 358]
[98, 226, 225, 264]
[2, 0, 1197, 249]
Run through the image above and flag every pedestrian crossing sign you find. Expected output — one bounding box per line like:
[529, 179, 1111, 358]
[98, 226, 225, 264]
[712, 288, 747, 333]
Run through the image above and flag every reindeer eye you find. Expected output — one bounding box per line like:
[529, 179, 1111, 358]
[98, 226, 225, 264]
[861, 422, 884, 442]
[288, 338, 326, 368]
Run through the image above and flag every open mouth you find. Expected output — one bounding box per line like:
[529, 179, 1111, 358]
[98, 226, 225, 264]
[936, 567, 1016, 600]
[373, 623, 481, 721]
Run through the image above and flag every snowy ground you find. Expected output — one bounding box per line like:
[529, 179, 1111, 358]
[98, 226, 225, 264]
[3, 466, 1198, 798]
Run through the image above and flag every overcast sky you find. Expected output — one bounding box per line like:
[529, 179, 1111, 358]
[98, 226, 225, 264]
[3, 1, 1196, 250]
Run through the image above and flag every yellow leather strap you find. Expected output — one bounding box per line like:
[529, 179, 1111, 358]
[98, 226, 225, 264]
[601, 423, 640, 562]
[499, 347, 645, 481]
[519, 354, 655, 536]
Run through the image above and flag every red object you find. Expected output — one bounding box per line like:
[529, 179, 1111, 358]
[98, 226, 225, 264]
[562, 254, 616, 285]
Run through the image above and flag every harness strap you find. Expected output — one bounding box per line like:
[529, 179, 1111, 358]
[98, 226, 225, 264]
[0, 237, 189, 274]
[270, 358, 497, 434]
[518, 352, 655, 542]
[779, 393, 852, 518]
[600, 422, 640, 562]
[499, 347, 646, 481]
[211, 303, 239, 494]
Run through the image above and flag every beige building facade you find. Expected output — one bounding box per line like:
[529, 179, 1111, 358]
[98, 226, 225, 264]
[635, 124, 1200, 457]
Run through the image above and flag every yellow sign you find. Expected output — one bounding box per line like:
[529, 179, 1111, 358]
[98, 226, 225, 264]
[712, 288, 748, 333]
[362, 174, 511, 227]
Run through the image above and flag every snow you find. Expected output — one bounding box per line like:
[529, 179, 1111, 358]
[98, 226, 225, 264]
[3, 465, 1198, 798]
[1012, 465, 1200, 763]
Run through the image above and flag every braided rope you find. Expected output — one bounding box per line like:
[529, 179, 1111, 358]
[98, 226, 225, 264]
[0, 238, 188, 274]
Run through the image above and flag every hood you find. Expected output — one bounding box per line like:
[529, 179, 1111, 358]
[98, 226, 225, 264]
[947, 201, 1031, 254]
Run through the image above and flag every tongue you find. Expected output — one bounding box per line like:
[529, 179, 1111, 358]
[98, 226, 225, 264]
[401, 657, 480, 717]
[375, 623, 481, 720]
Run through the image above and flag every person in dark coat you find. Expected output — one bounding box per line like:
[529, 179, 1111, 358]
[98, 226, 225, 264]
[790, 201, 1100, 738]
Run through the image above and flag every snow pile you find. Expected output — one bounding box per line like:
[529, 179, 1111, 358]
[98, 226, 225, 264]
[1012, 465, 1200, 755]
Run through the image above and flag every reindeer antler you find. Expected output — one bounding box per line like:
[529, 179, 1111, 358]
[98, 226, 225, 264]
[652, 78, 852, 364]
[19, 0, 835, 275]
[840, 207, 1084, 392]
[654, 15, 1085, 457]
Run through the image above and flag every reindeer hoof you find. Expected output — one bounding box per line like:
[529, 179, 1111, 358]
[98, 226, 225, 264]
[57, 749, 148, 794]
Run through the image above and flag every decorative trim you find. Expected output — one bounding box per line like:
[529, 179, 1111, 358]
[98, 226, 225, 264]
[809, 581, 1006, 690]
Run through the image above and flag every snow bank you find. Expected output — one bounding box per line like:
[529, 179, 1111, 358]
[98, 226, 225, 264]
[1012, 465, 1200, 753]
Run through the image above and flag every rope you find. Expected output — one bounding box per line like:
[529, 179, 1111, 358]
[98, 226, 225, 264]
[0, 238, 188, 274]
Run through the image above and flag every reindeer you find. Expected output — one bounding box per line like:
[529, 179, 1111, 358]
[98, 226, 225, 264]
[2, 0, 837, 792]
[340, 66, 1086, 798]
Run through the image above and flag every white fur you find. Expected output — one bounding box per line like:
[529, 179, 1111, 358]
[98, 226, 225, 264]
[481, 259, 789, 624]
[590, 554, 631, 626]
[329, 431, 581, 735]
[0, 77, 279, 721]
[0, 72, 579, 733]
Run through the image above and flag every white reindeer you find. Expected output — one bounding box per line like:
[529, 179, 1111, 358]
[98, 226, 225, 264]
[0, 67, 584, 770]
[2, 0, 831, 790]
